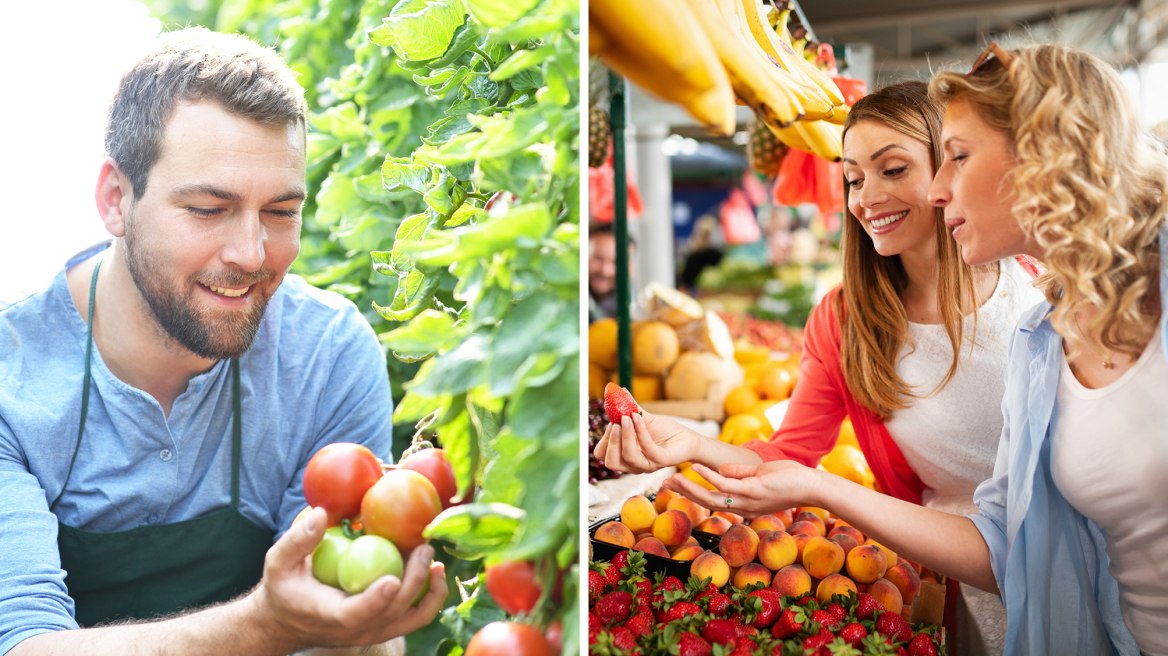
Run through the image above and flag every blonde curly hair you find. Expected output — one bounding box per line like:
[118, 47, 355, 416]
[930, 44, 1166, 358]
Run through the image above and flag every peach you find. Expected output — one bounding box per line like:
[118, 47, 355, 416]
[667, 496, 707, 527]
[652, 487, 677, 513]
[718, 524, 760, 568]
[827, 525, 864, 544]
[868, 578, 903, 615]
[787, 520, 821, 538]
[864, 538, 897, 567]
[634, 532, 653, 542]
[773, 509, 794, 528]
[771, 564, 812, 598]
[670, 543, 704, 561]
[898, 557, 922, 575]
[684, 535, 699, 546]
[884, 562, 922, 604]
[633, 537, 670, 558]
[594, 521, 634, 548]
[801, 536, 845, 579]
[845, 544, 888, 584]
[795, 506, 829, 520]
[823, 516, 836, 533]
[757, 530, 798, 571]
[620, 495, 658, 534]
[829, 533, 860, 558]
[696, 516, 732, 535]
[713, 510, 744, 525]
[792, 533, 813, 563]
[815, 573, 858, 603]
[756, 530, 773, 540]
[651, 510, 692, 547]
[749, 514, 786, 533]
[733, 563, 773, 589]
[728, 565, 740, 582]
[833, 517, 852, 529]
[690, 551, 730, 588]
[793, 511, 826, 536]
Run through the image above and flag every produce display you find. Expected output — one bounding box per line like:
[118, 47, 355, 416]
[589, 398, 623, 484]
[589, 490, 947, 655]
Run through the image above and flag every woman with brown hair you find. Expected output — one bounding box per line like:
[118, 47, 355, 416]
[595, 80, 1042, 654]
[661, 44, 1166, 655]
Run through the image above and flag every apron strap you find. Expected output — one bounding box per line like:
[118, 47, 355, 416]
[230, 358, 241, 510]
[51, 259, 101, 512]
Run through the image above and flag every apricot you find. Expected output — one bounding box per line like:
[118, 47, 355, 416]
[690, 551, 730, 588]
[787, 520, 821, 538]
[667, 495, 707, 527]
[864, 538, 897, 567]
[845, 544, 888, 584]
[696, 516, 732, 535]
[749, 514, 786, 533]
[771, 564, 812, 598]
[793, 511, 826, 536]
[757, 530, 798, 571]
[652, 487, 677, 514]
[827, 525, 864, 544]
[868, 578, 903, 615]
[733, 563, 773, 589]
[594, 521, 635, 548]
[713, 510, 745, 525]
[632, 537, 670, 558]
[670, 543, 704, 561]
[828, 533, 860, 559]
[884, 562, 922, 604]
[816, 573, 858, 603]
[620, 495, 658, 534]
[801, 536, 845, 579]
[718, 524, 760, 568]
[651, 510, 692, 547]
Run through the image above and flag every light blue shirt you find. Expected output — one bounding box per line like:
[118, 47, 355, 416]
[0, 244, 393, 654]
[969, 228, 1168, 656]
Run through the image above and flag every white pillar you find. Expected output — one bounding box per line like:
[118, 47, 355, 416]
[632, 123, 675, 291]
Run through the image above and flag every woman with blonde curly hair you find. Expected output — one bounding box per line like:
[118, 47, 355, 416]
[657, 44, 1165, 656]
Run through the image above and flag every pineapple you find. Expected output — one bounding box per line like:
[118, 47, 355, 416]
[589, 105, 611, 168]
[745, 116, 788, 177]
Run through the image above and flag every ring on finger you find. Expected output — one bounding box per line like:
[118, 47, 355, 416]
[725, 497, 733, 508]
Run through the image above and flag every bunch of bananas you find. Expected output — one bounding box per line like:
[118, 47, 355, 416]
[590, 0, 846, 161]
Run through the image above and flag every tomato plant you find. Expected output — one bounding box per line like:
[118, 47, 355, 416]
[303, 443, 383, 526]
[337, 535, 404, 594]
[484, 561, 542, 616]
[465, 622, 555, 656]
[361, 468, 442, 553]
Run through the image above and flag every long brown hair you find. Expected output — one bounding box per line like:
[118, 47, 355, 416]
[837, 80, 988, 419]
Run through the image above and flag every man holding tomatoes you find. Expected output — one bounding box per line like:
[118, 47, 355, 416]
[0, 29, 446, 655]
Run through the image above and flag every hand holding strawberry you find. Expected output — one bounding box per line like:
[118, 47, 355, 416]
[593, 384, 705, 474]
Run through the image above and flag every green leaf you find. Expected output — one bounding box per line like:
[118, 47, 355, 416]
[489, 45, 555, 81]
[503, 445, 577, 562]
[310, 102, 365, 141]
[437, 402, 479, 503]
[424, 503, 523, 556]
[378, 0, 468, 61]
[430, 21, 481, 68]
[465, 0, 540, 28]
[382, 156, 431, 194]
[409, 332, 491, 396]
[409, 202, 553, 267]
[506, 356, 579, 444]
[446, 200, 483, 227]
[380, 309, 459, 359]
[422, 115, 477, 147]
[439, 585, 507, 650]
[374, 270, 440, 321]
[390, 213, 432, 273]
[486, 291, 563, 396]
[393, 391, 451, 425]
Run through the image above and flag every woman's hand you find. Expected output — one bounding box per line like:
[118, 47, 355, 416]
[593, 411, 702, 474]
[662, 460, 822, 519]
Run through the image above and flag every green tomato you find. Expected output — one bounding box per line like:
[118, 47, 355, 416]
[337, 535, 403, 595]
[311, 527, 353, 589]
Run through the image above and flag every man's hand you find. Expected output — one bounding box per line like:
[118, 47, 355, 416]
[249, 507, 448, 652]
[593, 411, 701, 473]
[661, 460, 820, 519]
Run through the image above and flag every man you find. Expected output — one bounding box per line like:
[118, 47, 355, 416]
[587, 222, 636, 322]
[0, 29, 445, 655]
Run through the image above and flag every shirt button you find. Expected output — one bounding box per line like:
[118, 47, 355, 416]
[160, 449, 173, 462]
[147, 514, 159, 524]
[1000, 290, 1007, 298]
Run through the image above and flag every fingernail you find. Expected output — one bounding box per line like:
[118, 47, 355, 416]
[622, 416, 631, 431]
[420, 544, 435, 562]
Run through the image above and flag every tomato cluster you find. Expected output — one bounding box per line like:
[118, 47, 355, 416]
[301, 443, 459, 595]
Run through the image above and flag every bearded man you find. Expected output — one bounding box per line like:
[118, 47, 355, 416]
[0, 28, 444, 655]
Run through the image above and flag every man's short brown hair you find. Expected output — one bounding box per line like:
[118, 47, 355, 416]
[105, 27, 308, 199]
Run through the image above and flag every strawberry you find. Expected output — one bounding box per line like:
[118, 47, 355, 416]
[728, 640, 756, 656]
[658, 575, 684, 593]
[736, 623, 758, 638]
[906, 634, 938, 656]
[811, 609, 839, 629]
[838, 622, 868, 647]
[624, 612, 653, 639]
[701, 619, 740, 647]
[661, 601, 702, 623]
[608, 552, 630, 585]
[856, 593, 881, 620]
[897, 648, 907, 656]
[629, 577, 651, 597]
[747, 590, 781, 628]
[634, 593, 653, 617]
[771, 606, 808, 639]
[589, 569, 608, 599]
[795, 595, 817, 607]
[604, 383, 639, 424]
[802, 631, 833, 652]
[707, 594, 732, 616]
[611, 626, 637, 651]
[678, 632, 712, 656]
[874, 611, 912, 644]
[595, 591, 633, 625]
[825, 602, 846, 623]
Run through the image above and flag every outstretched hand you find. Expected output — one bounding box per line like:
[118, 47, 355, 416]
[593, 410, 701, 474]
[661, 460, 820, 519]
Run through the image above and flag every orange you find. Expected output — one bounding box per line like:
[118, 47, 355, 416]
[820, 444, 874, 489]
[588, 319, 618, 370]
[719, 414, 765, 446]
[724, 384, 760, 417]
[588, 363, 607, 399]
[759, 365, 794, 400]
[681, 466, 718, 491]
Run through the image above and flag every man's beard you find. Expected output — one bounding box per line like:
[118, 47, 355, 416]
[123, 213, 275, 360]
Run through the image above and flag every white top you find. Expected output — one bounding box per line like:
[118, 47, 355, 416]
[885, 257, 1046, 516]
[1052, 329, 1168, 655]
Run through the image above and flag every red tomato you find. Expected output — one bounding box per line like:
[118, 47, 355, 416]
[398, 448, 472, 509]
[465, 622, 554, 656]
[544, 621, 562, 654]
[485, 561, 543, 616]
[360, 469, 442, 553]
[303, 443, 383, 526]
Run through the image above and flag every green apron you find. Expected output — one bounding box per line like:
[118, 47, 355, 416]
[51, 259, 275, 627]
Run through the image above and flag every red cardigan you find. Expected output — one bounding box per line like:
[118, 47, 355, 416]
[744, 285, 925, 504]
